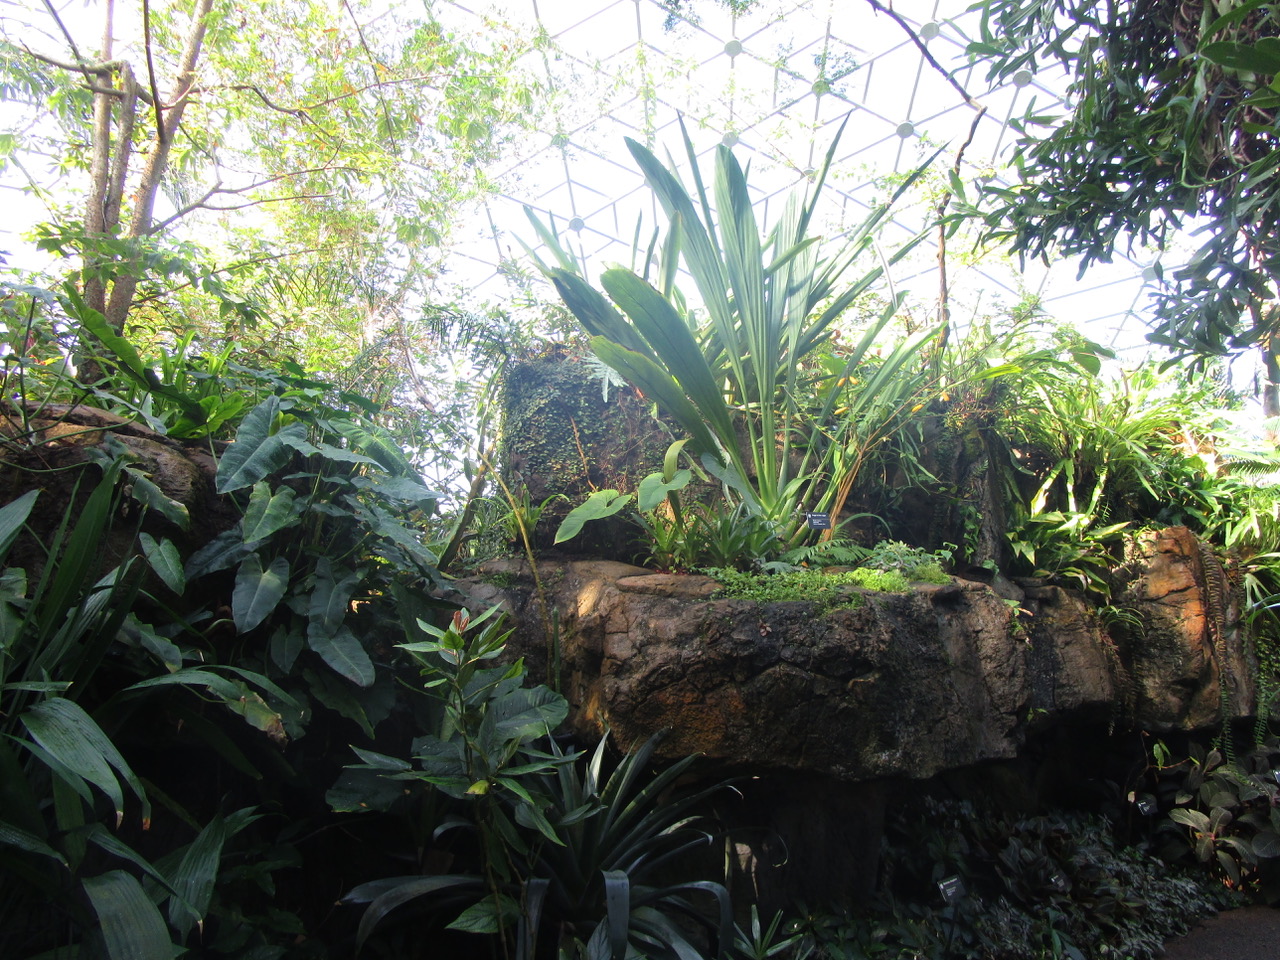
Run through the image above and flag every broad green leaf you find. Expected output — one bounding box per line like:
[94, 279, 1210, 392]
[305, 667, 374, 737]
[590, 338, 722, 459]
[308, 558, 361, 639]
[309, 625, 375, 687]
[326, 767, 409, 813]
[446, 894, 519, 934]
[279, 433, 379, 465]
[167, 813, 231, 939]
[129, 667, 248, 702]
[126, 469, 191, 530]
[216, 397, 307, 493]
[225, 689, 288, 744]
[1200, 39, 1280, 75]
[242, 481, 299, 542]
[232, 554, 290, 633]
[83, 870, 177, 960]
[22, 698, 149, 828]
[349, 746, 413, 772]
[327, 418, 413, 476]
[350, 474, 443, 504]
[490, 685, 569, 741]
[270, 625, 305, 673]
[637, 469, 692, 513]
[130, 617, 183, 671]
[598, 269, 736, 446]
[349, 875, 484, 950]
[1169, 807, 1211, 832]
[554, 489, 634, 544]
[139, 534, 185, 594]
[185, 528, 253, 581]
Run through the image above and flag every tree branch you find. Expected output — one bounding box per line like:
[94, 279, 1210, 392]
[106, 0, 216, 332]
[141, 0, 165, 144]
[343, 0, 399, 153]
[39, 0, 91, 74]
[147, 190, 335, 235]
[862, 0, 988, 352]
[104, 63, 138, 234]
[144, 166, 362, 234]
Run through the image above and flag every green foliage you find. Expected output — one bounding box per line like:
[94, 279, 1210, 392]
[845, 568, 911, 593]
[535, 120, 941, 547]
[344, 607, 734, 960]
[858, 541, 953, 584]
[800, 798, 1232, 960]
[1150, 740, 1280, 898]
[709, 568, 866, 609]
[967, 0, 1280, 385]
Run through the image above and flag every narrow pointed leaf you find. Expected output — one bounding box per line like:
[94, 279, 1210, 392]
[167, 813, 231, 939]
[22, 698, 149, 827]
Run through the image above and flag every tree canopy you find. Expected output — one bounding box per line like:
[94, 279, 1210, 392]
[1, 0, 543, 373]
[969, 0, 1280, 408]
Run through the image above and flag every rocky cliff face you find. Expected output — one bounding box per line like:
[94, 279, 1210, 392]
[456, 531, 1256, 909]
[459, 527, 1255, 785]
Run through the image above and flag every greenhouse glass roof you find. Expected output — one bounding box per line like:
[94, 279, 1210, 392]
[435, 0, 1163, 356]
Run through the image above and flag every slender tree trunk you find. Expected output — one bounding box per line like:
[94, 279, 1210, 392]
[80, 0, 116, 388]
[101, 0, 216, 334]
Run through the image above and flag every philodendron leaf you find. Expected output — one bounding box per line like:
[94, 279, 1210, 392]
[232, 554, 290, 633]
[637, 468, 692, 513]
[242, 481, 299, 542]
[490, 686, 569, 742]
[83, 870, 178, 960]
[308, 558, 361, 639]
[554, 489, 634, 544]
[139, 534, 185, 594]
[309, 624, 375, 687]
[126, 469, 191, 530]
[216, 396, 308, 493]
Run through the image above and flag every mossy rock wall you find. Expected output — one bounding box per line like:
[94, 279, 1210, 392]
[499, 356, 675, 560]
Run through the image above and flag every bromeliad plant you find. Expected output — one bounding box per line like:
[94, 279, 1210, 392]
[530, 120, 942, 550]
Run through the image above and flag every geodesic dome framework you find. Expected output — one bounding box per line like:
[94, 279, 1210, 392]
[437, 0, 1162, 356]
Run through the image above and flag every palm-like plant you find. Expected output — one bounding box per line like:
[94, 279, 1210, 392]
[530, 120, 941, 546]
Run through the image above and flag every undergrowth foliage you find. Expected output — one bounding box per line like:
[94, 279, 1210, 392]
[798, 798, 1235, 960]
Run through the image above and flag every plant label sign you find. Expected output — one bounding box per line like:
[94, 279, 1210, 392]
[937, 876, 965, 904]
[805, 512, 832, 530]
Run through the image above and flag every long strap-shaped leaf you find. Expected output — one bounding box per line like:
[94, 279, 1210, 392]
[83, 870, 178, 960]
[600, 269, 737, 448]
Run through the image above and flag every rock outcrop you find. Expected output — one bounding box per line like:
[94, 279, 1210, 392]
[459, 529, 1255, 785]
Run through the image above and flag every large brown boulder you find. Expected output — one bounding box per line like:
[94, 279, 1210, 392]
[459, 531, 1255, 783]
[1, 402, 233, 578]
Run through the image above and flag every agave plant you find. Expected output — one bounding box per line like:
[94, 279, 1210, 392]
[529, 120, 942, 548]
